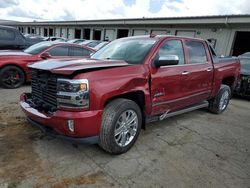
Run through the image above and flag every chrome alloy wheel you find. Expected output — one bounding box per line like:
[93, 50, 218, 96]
[219, 90, 229, 111]
[114, 110, 138, 147]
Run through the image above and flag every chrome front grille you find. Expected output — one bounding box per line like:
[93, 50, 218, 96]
[31, 69, 57, 108]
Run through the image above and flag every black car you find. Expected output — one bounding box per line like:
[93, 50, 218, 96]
[0, 25, 43, 50]
[234, 53, 250, 98]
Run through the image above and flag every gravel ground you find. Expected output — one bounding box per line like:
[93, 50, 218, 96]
[0, 85, 250, 188]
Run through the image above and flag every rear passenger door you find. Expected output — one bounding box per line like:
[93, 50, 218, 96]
[183, 39, 213, 104]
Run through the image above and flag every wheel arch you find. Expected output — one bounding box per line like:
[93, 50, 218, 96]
[104, 90, 146, 129]
[221, 76, 235, 91]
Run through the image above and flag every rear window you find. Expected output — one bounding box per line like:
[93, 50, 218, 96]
[186, 41, 208, 64]
[48, 46, 69, 56]
[70, 46, 92, 56]
[0, 28, 15, 40]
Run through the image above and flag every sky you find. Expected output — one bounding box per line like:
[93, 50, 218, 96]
[0, 0, 250, 22]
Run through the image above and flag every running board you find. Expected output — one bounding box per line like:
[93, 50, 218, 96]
[146, 101, 209, 124]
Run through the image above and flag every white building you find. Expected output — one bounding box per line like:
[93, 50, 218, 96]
[4, 15, 250, 56]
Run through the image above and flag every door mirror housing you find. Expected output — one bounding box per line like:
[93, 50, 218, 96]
[40, 52, 52, 59]
[154, 55, 179, 68]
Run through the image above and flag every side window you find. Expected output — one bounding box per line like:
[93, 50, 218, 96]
[0, 28, 15, 40]
[48, 46, 69, 56]
[83, 49, 92, 56]
[70, 47, 92, 56]
[157, 40, 185, 65]
[185, 41, 208, 64]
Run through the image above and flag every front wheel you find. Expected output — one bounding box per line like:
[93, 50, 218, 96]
[209, 84, 231, 114]
[99, 99, 142, 154]
[0, 66, 25, 89]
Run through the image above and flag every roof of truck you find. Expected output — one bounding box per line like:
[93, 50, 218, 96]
[119, 34, 205, 42]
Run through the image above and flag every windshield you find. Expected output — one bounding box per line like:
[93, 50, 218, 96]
[239, 58, 250, 72]
[91, 38, 157, 64]
[24, 41, 54, 55]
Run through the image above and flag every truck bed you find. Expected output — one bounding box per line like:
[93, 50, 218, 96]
[212, 56, 240, 97]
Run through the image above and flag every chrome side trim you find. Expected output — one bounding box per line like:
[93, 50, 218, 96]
[159, 101, 209, 121]
[152, 90, 211, 107]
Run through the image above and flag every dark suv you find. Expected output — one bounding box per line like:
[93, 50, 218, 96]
[0, 25, 43, 50]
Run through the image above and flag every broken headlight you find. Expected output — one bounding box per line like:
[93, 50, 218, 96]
[57, 79, 89, 109]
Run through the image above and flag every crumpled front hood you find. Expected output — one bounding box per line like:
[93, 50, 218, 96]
[28, 58, 130, 75]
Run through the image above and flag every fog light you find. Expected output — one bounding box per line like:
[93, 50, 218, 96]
[67, 120, 74, 133]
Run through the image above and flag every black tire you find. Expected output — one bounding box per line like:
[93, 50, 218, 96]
[99, 98, 142, 154]
[0, 66, 25, 89]
[208, 84, 231, 114]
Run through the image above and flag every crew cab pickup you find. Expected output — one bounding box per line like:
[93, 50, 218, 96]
[20, 35, 240, 154]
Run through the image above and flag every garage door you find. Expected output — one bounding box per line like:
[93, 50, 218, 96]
[133, 29, 148, 36]
[176, 30, 196, 37]
[55, 28, 60, 37]
[67, 28, 74, 39]
[232, 31, 250, 56]
[35, 28, 40, 35]
[152, 30, 168, 35]
[104, 29, 115, 41]
[61, 28, 67, 38]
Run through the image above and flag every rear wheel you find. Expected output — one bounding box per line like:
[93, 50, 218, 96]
[99, 99, 142, 154]
[0, 66, 25, 89]
[209, 84, 231, 114]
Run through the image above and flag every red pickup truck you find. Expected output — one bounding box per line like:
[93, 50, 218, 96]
[20, 35, 240, 154]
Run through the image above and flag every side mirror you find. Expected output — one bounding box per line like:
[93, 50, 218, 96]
[154, 55, 179, 68]
[40, 52, 52, 59]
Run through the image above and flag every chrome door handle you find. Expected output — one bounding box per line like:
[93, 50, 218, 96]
[207, 68, 212, 72]
[182, 71, 190, 75]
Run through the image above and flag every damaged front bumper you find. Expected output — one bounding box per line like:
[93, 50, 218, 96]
[20, 93, 103, 144]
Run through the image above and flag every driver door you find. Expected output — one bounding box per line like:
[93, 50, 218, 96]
[150, 39, 192, 115]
